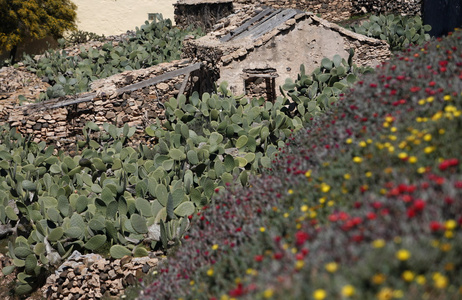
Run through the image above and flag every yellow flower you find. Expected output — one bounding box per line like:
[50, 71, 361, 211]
[402, 270, 415, 282]
[418, 99, 426, 105]
[439, 128, 445, 135]
[440, 243, 451, 252]
[220, 295, 229, 300]
[388, 146, 395, 153]
[344, 173, 351, 180]
[295, 260, 305, 270]
[353, 157, 362, 163]
[445, 219, 457, 230]
[283, 212, 289, 218]
[433, 273, 448, 289]
[372, 273, 386, 285]
[346, 138, 353, 144]
[320, 183, 330, 193]
[393, 290, 404, 298]
[377, 287, 394, 300]
[305, 170, 312, 178]
[415, 275, 426, 285]
[423, 133, 432, 141]
[212, 244, 219, 250]
[301, 205, 308, 212]
[444, 95, 452, 101]
[366, 171, 372, 177]
[398, 152, 408, 159]
[445, 231, 454, 239]
[263, 289, 274, 298]
[341, 285, 355, 297]
[260, 227, 266, 232]
[424, 146, 435, 154]
[427, 96, 435, 103]
[207, 268, 214, 276]
[391, 127, 397, 132]
[313, 289, 327, 300]
[325, 262, 338, 273]
[359, 141, 367, 147]
[372, 239, 386, 248]
[417, 167, 427, 174]
[288, 189, 294, 194]
[396, 249, 411, 261]
[408, 156, 418, 163]
[246, 268, 257, 275]
[190, 280, 195, 286]
[385, 116, 394, 123]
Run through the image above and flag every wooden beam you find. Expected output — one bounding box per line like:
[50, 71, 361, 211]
[24, 62, 203, 112]
[220, 7, 275, 42]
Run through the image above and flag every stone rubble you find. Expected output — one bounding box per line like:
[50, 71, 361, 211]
[41, 250, 165, 300]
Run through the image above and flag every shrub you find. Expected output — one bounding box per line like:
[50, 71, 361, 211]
[348, 14, 432, 51]
[20, 14, 203, 100]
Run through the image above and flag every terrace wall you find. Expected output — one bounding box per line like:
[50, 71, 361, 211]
[234, 0, 422, 21]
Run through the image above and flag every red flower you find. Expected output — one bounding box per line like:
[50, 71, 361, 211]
[413, 199, 426, 211]
[273, 252, 284, 260]
[366, 212, 377, 220]
[410, 86, 421, 93]
[429, 81, 436, 86]
[370, 83, 378, 88]
[407, 208, 416, 218]
[229, 283, 245, 297]
[439, 158, 459, 171]
[430, 221, 443, 232]
[295, 231, 310, 246]
[254, 255, 264, 262]
[454, 181, 462, 189]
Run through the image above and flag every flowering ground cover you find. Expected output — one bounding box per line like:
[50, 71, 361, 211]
[137, 29, 462, 299]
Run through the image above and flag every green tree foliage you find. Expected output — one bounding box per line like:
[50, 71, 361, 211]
[0, 0, 77, 61]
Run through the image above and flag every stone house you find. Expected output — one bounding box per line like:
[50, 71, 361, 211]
[183, 6, 391, 100]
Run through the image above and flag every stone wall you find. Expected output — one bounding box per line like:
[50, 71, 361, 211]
[174, 1, 234, 32]
[0, 59, 196, 150]
[234, 0, 422, 21]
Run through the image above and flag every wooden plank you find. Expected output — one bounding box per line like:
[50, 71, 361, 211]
[178, 72, 191, 96]
[232, 8, 284, 40]
[117, 62, 202, 94]
[25, 62, 203, 111]
[248, 9, 298, 40]
[220, 7, 275, 42]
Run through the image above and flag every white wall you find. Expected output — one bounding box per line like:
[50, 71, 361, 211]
[72, 0, 177, 36]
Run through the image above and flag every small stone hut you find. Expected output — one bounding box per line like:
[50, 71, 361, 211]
[183, 6, 391, 99]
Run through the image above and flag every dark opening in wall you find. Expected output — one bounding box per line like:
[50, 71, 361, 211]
[243, 68, 278, 102]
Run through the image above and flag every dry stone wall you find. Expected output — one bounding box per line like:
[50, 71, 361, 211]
[0, 59, 195, 150]
[234, 0, 422, 21]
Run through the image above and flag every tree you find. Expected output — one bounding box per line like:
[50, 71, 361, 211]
[0, 0, 77, 62]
